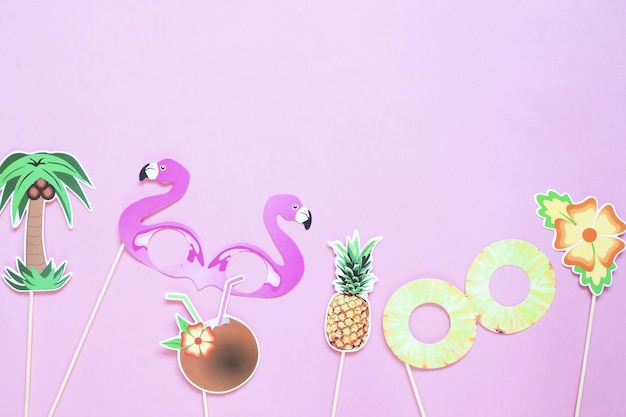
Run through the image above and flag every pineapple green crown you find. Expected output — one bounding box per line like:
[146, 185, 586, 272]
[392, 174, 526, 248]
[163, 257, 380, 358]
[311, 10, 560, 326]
[328, 229, 382, 296]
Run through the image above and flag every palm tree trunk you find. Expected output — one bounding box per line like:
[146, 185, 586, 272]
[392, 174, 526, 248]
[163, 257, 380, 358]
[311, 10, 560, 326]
[25, 197, 46, 273]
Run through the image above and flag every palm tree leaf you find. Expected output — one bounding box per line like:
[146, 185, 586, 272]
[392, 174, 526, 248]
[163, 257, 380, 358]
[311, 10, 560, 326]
[41, 260, 53, 277]
[58, 276, 71, 288]
[0, 162, 26, 183]
[35, 153, 93, 226]
[50, 153, 92, 184]
[0, 152, 29, 184]
[40, 169, 75, 227]
[10, 199, 26, 227]
[23, 269, 38, 287]
[0, 152, 92, 227]
[53, 261, 67, 280]
[3, 274, 28, 291]
[17, 258, 31, 277]
[0, 176, 19, 212]
[0, 152, 27, 173]
[0, 156, 38, 186]
[5, 266, 25, 284]
[11, 174, 35, 226]
[14, 194, 30, 226]
[55, 172, 92, 211]
[44, 160, 90, 183]
[54, 274, 71, 289]
[0, 169, 35, 218]
[28, 153, 91, 188]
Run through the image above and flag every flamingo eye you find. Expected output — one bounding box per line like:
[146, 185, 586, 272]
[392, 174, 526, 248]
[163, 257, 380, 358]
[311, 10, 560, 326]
[160, 165, 166, 171]
[292, 204, 298, 210]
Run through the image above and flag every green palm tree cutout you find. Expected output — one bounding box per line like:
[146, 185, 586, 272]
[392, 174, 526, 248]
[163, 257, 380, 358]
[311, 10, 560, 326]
[0, 151, 93, 291]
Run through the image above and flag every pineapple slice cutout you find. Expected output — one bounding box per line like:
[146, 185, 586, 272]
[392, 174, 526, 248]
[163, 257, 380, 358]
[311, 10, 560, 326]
[383, 279, 477, 369]
[465, 239, 556, 334]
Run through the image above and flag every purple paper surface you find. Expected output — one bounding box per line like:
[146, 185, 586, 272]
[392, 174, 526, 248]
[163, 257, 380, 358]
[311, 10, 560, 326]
[2, 2, 626, 416]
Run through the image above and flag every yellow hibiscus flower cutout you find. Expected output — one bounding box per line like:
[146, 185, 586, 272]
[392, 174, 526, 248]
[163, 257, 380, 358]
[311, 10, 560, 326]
[553, 197, 626, 273]
[180, 323, 216, 359]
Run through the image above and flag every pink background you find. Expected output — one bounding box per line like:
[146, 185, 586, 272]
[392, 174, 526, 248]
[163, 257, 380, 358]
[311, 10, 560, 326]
[2, 2, 626, 416]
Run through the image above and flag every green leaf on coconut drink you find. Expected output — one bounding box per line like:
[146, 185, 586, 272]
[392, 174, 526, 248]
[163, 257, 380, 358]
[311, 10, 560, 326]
[160, 337, 183, 350]
[176, 314, 192, 334]
[573, 263, 616, 296]
[2, 258, 71, 292]
[536, 190, 574, 229]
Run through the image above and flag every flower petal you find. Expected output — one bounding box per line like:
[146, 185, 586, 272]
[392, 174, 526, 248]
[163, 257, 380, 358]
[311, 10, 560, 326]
[187, 322, 204, 338]
[567, 197, 597, 228]
[181, 332, 193, 347]
[200, 327, 216, 343]
[199, 342, 216, 358]
[563, 241, 595, 271]
[594, 236, 626, 268]
[184, 343, 201, 358]
[554, 219, 582, 249]
[586, 257, 609, 286]
[594, 204, 626, 236]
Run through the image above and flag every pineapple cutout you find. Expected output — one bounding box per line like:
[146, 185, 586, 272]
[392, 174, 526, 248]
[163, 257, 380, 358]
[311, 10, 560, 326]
[325, 230, 382, 352]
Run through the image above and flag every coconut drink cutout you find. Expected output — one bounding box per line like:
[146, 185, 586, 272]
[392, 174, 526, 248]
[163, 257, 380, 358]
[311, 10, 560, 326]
[326, 230, 382, 417]
[536, 190, 626, 417]
[161, 275, 260, 417]
[0, 151, 93, 417]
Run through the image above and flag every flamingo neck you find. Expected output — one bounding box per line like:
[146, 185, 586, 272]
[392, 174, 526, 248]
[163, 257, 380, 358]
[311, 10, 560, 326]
[263, 207, 303, 271]
[121, 176, 189, 227]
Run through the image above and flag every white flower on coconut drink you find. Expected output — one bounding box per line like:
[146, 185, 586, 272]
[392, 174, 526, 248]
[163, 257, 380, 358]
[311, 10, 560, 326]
[180, 323, 216, 358]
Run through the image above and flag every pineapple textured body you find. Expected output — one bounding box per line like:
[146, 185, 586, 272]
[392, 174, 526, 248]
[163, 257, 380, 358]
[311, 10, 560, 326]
[326, 293, 370, 351]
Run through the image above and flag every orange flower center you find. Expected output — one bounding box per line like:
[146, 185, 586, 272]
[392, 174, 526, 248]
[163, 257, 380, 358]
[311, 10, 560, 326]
[195, 337, 203, 345]
[582, 228, 597, 243]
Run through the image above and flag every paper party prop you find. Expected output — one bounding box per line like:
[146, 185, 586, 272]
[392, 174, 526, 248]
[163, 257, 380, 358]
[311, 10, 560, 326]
[466, 239, 556, 334]
[383, 279, 476, 370]
[383, 239, 555, 417]
[535, 190, 626, 417]
[0, 151, 93, 292]
[536, 190, 625, 296]
[49, 158, 307, 416]
[161, 276, 259, 417]
[0, 151, 93, 417]
[119, 158, 312, 298]
[326, 230, 382, 417]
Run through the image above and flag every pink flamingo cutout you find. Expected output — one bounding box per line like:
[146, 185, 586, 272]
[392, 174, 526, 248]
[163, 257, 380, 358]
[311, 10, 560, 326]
[118, 158, 312, 298]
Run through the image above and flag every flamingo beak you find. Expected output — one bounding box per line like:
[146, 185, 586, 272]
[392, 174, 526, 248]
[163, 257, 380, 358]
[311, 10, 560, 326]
[139, 162, 158, 181]
[139, 164, 150, 181]
[296, 207, 312, 230]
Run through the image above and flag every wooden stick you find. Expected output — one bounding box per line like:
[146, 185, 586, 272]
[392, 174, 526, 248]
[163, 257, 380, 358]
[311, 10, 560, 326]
[47, 243, 125, 417]
[574, 294, 597, 417]
[202, 391, 208, 417]
[24, 290, 34, 417]
[330, 351, 345, 417]
[405, 362, 426, 417]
